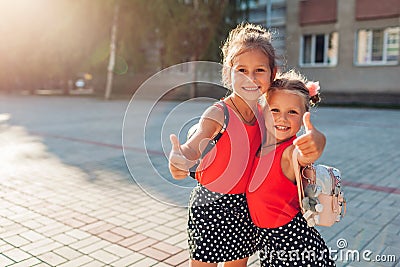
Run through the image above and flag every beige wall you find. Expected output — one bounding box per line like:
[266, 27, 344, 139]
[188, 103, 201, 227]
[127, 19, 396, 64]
[285, 0, 400, 93]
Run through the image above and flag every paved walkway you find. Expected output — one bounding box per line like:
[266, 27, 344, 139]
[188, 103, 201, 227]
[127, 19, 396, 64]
[0, 94, 399, 266]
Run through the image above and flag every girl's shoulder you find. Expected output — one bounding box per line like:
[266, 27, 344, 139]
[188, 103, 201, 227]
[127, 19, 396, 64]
[194, 102, 225, 139]
[200, 102, 226, 127]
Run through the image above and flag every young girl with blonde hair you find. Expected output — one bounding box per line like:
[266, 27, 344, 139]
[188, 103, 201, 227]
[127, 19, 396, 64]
[247, 70, 335, 266]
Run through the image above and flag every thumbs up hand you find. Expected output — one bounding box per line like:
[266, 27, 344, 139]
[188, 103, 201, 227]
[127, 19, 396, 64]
[293, 112, 326, 165]
[169, 134, 197, 179]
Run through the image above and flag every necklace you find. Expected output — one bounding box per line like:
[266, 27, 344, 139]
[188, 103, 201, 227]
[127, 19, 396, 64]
[230, 98, 255, 124]
[261, 138, 291, 149]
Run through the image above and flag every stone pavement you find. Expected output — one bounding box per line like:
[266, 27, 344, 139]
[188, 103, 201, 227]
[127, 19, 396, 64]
[0, 94, 399, 267]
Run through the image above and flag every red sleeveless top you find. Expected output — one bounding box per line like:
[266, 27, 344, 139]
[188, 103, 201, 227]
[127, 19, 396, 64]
[195, 104, 263, 194]
[246, 136, 300, 228]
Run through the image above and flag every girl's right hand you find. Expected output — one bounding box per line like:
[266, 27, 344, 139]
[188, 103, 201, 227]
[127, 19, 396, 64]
[169, 134, 197, 179]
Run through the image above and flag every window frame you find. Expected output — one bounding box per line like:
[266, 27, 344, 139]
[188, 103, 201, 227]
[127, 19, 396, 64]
[354, 27, 399, 66]
[299, 32, 338, 67]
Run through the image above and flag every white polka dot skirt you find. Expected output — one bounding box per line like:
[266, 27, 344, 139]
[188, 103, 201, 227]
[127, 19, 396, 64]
[187, 184, 258, 263]
[258, 213, 335, 267]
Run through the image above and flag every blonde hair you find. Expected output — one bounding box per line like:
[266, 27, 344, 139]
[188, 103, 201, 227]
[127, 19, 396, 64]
[221, 23, 276, 89]
[268, 70, 321, 111]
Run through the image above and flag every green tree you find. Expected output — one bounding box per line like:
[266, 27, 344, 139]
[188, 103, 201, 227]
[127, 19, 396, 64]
[0, 0, 249, 93]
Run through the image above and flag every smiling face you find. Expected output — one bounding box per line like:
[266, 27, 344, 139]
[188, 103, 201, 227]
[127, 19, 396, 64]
[265, 90, 306, 142]
[231, 49, 275, 101]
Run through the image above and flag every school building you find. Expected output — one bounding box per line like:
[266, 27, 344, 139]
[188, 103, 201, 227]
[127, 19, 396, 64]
[244, 0, 400, 104]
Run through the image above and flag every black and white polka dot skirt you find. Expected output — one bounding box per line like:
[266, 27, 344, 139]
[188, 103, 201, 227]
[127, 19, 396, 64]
[187, 184, 258, 263]
[258, 212, 335, 267]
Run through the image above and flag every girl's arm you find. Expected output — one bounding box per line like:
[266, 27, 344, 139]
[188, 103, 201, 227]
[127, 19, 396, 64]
[281, 145, 297, 183]
[169, 105, 224, 179]
[182, 105, 224, 160]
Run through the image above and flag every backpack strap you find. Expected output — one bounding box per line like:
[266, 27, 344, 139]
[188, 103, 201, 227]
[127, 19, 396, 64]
[209, 101, 229, 142]
[292, 148, 306, 214]
[189, 101, 229, 179]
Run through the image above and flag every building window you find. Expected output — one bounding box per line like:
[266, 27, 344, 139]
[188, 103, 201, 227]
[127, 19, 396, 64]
[356, 27, 399, 65]
[300, 32, 338, 67]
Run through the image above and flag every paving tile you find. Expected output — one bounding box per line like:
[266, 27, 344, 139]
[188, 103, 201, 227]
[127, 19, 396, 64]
[57, 255, 94, 267]
[163, 232, 188, 246]
[80, 221, 108, 232]
[110, 253, 147, 266]
[109, 226, 136, 238]
[52, 233, 78, 245]
[19, 230, 46, 242]
[174, 239, 189, 250]
[53, 246, 83, 260]
[152, 212, 181, 222]
[79, 260, 107, 267]
[6, 257, 41, 267]
[118, 234, 148, 247]
[65, 229, 91, 240]
[98, 231, 124, 243]
[51, 210, 78, 221]
[88, 249, 119, 265]
[35, 223, 71, 237]
[93, 210, 120, 221]
[129, 238, 159, 251]
[0, 254, 15, 266]
[123, 220, 148, 229]
[63, 218, 86, 228]
[79, 240, 111, 254]
[155, 225, 181, 236]
[30, 263, 52, 267]
[140, 247, 171, 261]
[69, 236, 102, 250]
[74, 214, 98, 224]
[142, 229, 170, 241]
[0, 243, 15, 253]
[0, 217, 14, 227]
[152, 262, 174, 267]
[37, 251, 67, 266]
[2, 235, 31, 247]
[21, 219, 45, 230]
[114, 213, 138, 222]
[128, 257, 158, 267]
[103, 244, 132, 257]
[85, 222, 115, 235]
[152, 242, 183, 255]
[133, 222, 158, 233]
[103, 216, 129, 226]
[2, 247, 31, 262]
[28, 241, 64, 256]
[159, 220, 186, 231]
[0, 224, 30, 239]
[163, 250, 189, 266]
[176, 260, 190, 267]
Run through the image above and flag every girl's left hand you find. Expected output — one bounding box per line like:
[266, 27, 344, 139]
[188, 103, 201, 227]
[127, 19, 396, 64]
[293, 112, 326, 164]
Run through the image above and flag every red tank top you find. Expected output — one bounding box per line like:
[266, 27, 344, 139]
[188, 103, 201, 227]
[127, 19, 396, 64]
[246, 136, 300, 228]
[195, 104, 263, 194]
